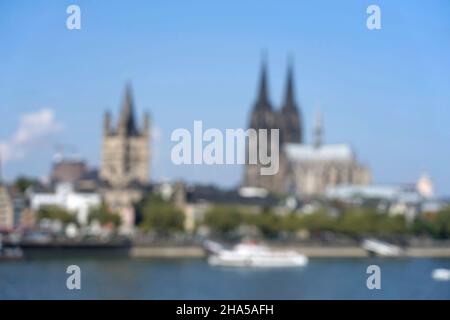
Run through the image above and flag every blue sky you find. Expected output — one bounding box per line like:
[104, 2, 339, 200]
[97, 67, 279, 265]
[0, 0, 449, 195]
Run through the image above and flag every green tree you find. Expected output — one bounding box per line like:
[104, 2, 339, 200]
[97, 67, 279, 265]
[411, 216, 434, 236]
[279, 212, 302, 233]
[412, 208, 450, 239]
[251, 209, 282, 238]
[335, 208, 380, 235]
[377, 214, 408, 235]
[298, 209, 335, 233]
[137, 194, 185, 234]
[15, 176, 39, 193]
[88, 204, 121, 227]
[203, 205, 243, 235]
[37, 205, 76, 224]
[431, 208, 450, 239]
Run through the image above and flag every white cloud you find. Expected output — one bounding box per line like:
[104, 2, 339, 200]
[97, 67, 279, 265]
[0, 108, 63, 163]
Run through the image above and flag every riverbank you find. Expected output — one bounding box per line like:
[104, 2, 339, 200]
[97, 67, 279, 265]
[6, 237, 450, 259]
[130, 245, 450, 258]
[131, 246, 205, 258]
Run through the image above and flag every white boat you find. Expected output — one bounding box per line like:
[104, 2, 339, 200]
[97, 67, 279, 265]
[432, 268, 450, 281]
[203, 240, 224, 255]
[207, 242, 308, 268]
[361, 238, 404, 257]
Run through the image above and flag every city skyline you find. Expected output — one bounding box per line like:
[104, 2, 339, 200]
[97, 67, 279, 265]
[1, 0, 450, 195]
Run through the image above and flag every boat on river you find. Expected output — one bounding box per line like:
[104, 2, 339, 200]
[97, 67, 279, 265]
[432, 268, 450, 281]
[206, 241, 308, 268]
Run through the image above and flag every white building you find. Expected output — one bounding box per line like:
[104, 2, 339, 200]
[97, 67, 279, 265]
[30, 183, 101, 225]
[325, 184, 423, 221]
[284, 143, 370, 196]
[282, 111, 370, 197]
[416, 173, 434, 199]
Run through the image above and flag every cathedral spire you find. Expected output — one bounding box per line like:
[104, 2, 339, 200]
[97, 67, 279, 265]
[100, 82, 150, 188]
[118, 83, 138, 136]
[282, 55, 297, 111]
[255, 53, 271, 109]
[279, 55, 302, 144]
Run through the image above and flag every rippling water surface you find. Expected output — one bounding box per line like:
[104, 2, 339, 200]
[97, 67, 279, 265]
[1, 257, 449, 299]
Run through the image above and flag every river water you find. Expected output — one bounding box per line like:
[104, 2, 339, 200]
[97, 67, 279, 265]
[0, 257, 449, 299]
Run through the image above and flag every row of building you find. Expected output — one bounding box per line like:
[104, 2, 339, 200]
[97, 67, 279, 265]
[0, 169, 442, 234]
[0, 57, 444, 233]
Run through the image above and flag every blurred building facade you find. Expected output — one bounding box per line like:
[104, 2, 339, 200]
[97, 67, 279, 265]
[30, 183, 101, 225]
[244, 58, 370, 197]
[0, 184, 14, 230]
[283, 110, 370, 196]
[99, 84, 151, 229]
[243, 59, 301, 193]
[51, 158, 87, 184]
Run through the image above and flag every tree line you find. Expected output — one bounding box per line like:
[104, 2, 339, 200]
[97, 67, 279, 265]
[30, 188, 450, 240]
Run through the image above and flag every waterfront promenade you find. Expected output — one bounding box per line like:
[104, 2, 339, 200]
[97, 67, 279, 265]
[130, 244, 450, 258]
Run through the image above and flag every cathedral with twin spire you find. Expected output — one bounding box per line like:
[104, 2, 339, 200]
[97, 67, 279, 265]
[244, 57, 371, 197]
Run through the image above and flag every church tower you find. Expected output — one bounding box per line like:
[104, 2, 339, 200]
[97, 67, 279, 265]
[243, 55, 303, 195]
[100, 84, 150, 188]
[248, 57, 275, 132]
[279, 58, 302, 144]
[244, 57, 279, 191]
